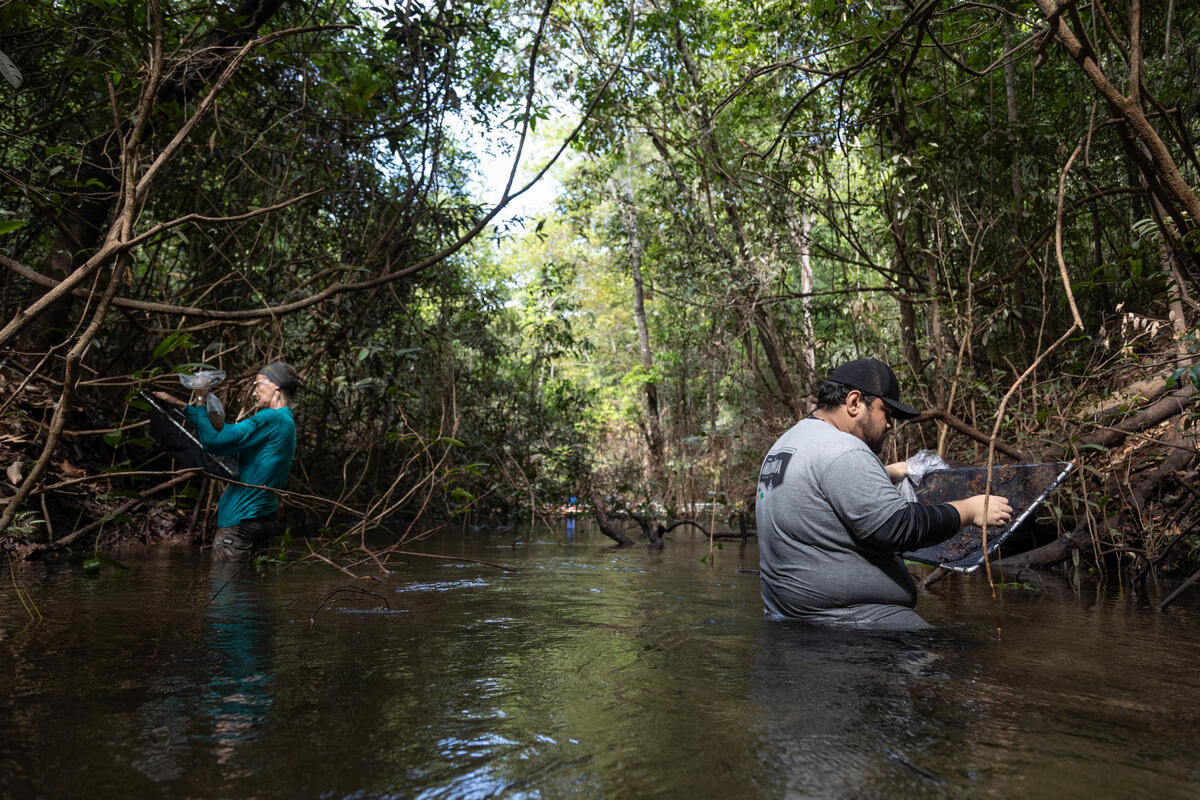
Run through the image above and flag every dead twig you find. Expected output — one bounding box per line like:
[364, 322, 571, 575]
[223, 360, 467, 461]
[300, 585, 392, 623]
[1156, 567, 1200, 611]
[15, 472, 196, 556]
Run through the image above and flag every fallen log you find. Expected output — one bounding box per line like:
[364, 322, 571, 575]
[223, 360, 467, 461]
[589, 492, 635, 546]
[1040, 384, 1196, 461]
[659, 519, 755, 540]
[998, 424, 1197, 571]
[14, 470, 200, 558]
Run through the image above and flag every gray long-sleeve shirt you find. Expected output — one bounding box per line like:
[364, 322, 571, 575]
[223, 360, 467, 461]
[756, 417, 959, 626]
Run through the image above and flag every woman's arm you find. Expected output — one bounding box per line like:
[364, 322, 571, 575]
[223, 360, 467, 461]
[184, 405, 261, 455]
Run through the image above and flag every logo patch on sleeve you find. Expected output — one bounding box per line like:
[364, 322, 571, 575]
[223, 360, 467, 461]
[758, 450, 792, 491]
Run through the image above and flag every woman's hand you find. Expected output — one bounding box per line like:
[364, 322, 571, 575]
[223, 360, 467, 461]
[153, 391, 186, 408]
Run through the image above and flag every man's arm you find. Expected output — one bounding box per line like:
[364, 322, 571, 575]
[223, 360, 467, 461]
[861, 494, 1013, 552]
[861, 502, 960, 552]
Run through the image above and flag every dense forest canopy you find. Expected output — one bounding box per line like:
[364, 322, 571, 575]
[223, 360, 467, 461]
[1, 0, 1197, 579]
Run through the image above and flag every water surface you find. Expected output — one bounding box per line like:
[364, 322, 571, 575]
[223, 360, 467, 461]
[2, 524, 1198, 798]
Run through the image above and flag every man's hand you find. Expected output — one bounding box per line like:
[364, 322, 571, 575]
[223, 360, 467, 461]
[884, 461, 908, 483]
[949, 494, 1013, 529]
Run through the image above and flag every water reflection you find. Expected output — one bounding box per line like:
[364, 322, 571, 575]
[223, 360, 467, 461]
[130, 560, 273, 786]
[200, 563, 274, 764]
[751, 622, 951, 796]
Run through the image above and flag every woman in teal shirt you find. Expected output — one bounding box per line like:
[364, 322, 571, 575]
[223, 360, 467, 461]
[161, 362, 298, 560]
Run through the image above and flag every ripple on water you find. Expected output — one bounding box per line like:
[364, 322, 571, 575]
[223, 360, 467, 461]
[6, 533, 1200, 799]
[334, 607, 409, 615]
[394, 578, 491, 593]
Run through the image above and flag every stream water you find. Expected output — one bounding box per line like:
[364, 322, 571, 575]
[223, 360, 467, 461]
[2, 523, 1199, 798]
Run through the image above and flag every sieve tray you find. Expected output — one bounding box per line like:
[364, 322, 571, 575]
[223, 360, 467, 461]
[904, 461, 1074, 572]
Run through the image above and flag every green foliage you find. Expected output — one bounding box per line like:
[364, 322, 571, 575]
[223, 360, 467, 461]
[151, 332, 194, 361]
[519, 0, 1200, 518]
[993, 581, 1038, 591]
[254, 527, 293, 566]
[1168, 330, 1200, 390]
[3, 0, 1198, 542]
[2, 511, 43, 540]
[0, 0, 610, 533]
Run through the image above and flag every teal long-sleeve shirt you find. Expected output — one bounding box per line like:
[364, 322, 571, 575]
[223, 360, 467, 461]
[184, 404, 296, 528]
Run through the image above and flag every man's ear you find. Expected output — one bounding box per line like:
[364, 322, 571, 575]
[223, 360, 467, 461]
[844, 389, 865, 417]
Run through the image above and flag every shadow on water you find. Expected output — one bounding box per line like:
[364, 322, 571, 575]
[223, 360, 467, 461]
[3, 524, 1200, 798]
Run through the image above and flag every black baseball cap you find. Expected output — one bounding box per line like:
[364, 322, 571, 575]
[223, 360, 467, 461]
[828, 358, 920, 420]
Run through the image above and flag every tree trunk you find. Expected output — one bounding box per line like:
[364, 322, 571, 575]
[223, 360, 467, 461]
[14, 0, 287, 347]
[1002, 15, 1029, 316]
[615, 139, 667, 484]
[1033, 0, 1200, 226]
[786, 206, 817, 396]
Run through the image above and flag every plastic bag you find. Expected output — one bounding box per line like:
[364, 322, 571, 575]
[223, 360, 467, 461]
[897, 449, 950, 502]
[178, 370, 226, 428]
[205, 393, 226, 427]
[178, 369, 226, 390]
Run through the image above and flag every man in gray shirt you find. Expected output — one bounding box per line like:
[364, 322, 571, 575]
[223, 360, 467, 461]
[756, 358, 1012, 629]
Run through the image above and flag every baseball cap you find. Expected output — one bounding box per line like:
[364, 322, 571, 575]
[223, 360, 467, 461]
[828, 358, 920, 420]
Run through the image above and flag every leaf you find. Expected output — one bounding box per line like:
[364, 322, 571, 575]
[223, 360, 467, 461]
[0, 48, 22, 89]
[102, 431, 122, 447]
[152, 336, 173, 360]
[0, 220, 25, 234]
[82, 557, 130, 574]
[152, 331, 194, 360]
